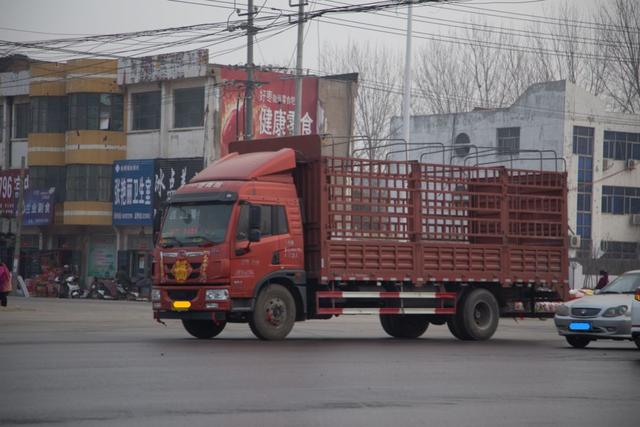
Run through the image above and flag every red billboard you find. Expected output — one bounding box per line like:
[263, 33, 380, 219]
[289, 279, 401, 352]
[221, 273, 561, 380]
[0, 169, 29, 218]
[220, 67, 318, 155]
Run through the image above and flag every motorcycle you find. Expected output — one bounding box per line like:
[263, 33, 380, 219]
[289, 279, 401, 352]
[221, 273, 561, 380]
[56, 274, 82, 299]
[87, 278, 115, 300]
[115, 281, 139, 300]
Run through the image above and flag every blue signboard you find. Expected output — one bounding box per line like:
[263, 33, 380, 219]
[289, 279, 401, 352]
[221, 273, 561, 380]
[23, 188, 55, 226]
[113, 160, 154, 225]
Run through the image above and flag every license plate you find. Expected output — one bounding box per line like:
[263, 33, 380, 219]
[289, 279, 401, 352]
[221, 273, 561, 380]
[569, 322, 591, 331]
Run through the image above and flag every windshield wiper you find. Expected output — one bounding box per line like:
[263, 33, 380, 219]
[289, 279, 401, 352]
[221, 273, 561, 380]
[599, 291, 620, 294]
[160, 236, 183, 247]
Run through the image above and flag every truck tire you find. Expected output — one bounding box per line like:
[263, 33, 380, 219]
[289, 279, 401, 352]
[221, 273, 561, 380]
[182, 319, 226, 339]
[447, 316, 471, 340]
[458, 288, 499, 341]
[249, 284, 296, 341]
[380, 315, 429, 339]
[565, 335, 591, 348]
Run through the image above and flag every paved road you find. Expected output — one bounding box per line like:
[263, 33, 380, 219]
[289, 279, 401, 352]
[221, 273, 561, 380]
[0, 297, 638, 427]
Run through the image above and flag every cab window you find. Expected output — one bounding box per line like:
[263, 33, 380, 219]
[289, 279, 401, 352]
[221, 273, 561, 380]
[236, 203, 288, 241]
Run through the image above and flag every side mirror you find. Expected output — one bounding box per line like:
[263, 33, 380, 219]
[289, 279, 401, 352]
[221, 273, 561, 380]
[249, 205, 261, 230]
[249, 228, 261, 243]
[594, 289, 601, 295]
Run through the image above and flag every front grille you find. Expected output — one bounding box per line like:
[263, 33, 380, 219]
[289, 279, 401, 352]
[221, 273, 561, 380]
[164, 262, 201, 280]
[167, 290, 198, 301]
[571, 307, 600, 317]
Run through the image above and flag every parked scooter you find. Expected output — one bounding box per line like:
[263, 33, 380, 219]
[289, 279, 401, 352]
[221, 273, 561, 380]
[86, 277, 115, 299]
[56, 266, 82, 298]
[115, 281, 139, 300]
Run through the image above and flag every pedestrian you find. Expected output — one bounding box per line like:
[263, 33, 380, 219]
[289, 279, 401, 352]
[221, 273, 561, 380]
[595, 270, 609, 290]
[0, 260, 12, 307]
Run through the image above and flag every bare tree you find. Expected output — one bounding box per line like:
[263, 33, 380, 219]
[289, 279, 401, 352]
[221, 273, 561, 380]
[320, 40, 402, 159]
[597, 0, 640, 113]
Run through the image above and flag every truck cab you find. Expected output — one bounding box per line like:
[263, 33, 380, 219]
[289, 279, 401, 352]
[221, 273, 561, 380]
[152, 148, 306, 340]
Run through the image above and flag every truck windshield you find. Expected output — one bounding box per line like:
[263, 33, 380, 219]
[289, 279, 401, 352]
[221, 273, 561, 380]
[160, 203, 233, 247]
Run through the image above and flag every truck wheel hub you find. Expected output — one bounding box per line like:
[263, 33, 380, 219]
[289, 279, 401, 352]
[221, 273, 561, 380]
[265, 297, 286, 326]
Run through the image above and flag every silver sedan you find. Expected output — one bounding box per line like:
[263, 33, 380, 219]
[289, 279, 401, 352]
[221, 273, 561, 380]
[554, 270, 640, 348]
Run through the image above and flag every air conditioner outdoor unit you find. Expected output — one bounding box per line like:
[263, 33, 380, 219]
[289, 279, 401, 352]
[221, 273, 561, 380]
[569, 235, 581, 248]
[631, 214, 640, 226]
[602, 159, 614, 171]
[626, 159, 636, 170]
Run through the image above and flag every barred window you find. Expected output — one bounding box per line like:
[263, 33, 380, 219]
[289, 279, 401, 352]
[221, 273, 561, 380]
[69, 93, 123, 131]
[65, 165, 112, 202]
[496, 127, 520, 155]
[31, 97, 67, 133]
[29, 166, 66, 203]
[132, 91, 161, 131]
[174, 87, 204, 128]
[14, 102, 30, 139]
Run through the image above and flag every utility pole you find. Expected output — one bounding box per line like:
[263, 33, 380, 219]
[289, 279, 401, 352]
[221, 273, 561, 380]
[293, 1, 306, 135]
[245, 0, 255, 140]
[12, 156, 25, 279]
[402, 1, 413, 157]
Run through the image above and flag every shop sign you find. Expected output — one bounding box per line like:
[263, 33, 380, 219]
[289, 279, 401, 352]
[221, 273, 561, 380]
[0, 169, 29, 217]
[113, 160, 154, 225]
[219, 66, 318, 155]
[153, 158, 203, 231]
[23, 188, 55, 226]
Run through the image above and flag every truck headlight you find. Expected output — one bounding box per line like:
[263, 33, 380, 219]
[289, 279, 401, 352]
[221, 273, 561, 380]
[205, 289, 229, 301]
[151, 288, 161, 302]
[555, 304, 570, 316]
[602, 305, 628, 317]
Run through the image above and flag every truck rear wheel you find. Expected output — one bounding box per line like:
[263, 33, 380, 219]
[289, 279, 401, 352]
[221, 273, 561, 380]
[458, 288, 499, 341]
[447, 316, 471, 340]
[249, 284, 296, 341]
[181, 319, 226, 339]
[380, 315, 429, 339]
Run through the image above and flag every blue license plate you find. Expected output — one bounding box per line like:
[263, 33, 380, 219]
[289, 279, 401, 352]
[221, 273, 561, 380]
[569, 322, 591, 331]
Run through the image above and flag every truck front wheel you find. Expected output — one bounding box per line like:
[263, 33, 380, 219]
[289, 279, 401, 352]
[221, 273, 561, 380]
[380, 314, 429, 339]
[458, 288, 499, 341]
[182, 319, 226, 339]
[249, 284, 296, 341]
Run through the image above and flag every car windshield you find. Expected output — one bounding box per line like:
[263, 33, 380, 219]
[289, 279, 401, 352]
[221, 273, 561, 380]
[160, 202, 233, 247]
[600, 273, 640, 294]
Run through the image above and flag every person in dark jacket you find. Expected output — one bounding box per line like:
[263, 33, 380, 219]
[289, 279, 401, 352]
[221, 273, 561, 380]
[596, 270, 609, 290]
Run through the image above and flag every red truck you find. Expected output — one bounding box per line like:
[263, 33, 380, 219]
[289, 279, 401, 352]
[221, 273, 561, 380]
[152, 135, 569, 341]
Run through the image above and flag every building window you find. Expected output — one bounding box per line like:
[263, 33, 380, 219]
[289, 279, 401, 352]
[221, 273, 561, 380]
[29, 166, 67, 203]
[131, 91, 161, 131]
[65, 165, 112, 202]
[496, 127, 520, 154]
[601, 241, 639, 259]
[602, 186, 640, 215]
[572, 126, 594, 155]
[31, 97, 67, 133]
[174, 87, 204, 128]
[14, 102, 30, 139]
[68, 93, 123, 131]
[454, 133, 471, 157]
[0, 105, 4, 142]
[603, 131, 640, 161]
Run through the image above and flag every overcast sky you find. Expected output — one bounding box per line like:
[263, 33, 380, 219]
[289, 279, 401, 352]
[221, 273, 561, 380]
[0, 0, 603, 71]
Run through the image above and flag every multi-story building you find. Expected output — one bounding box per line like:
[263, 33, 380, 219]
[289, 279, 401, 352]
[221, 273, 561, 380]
[392, 80, 640, 287]
[0, 50, 357, 284]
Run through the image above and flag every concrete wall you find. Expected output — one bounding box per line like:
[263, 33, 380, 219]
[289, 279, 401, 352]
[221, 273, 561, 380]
[125, 76, 217, 163]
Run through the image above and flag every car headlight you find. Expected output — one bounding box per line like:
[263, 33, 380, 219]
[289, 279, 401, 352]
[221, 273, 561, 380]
[151, 288, 161, 302]
[602, 305, 628, 317]
[205, 289, 229, 301]
[555, 304, 570, 316]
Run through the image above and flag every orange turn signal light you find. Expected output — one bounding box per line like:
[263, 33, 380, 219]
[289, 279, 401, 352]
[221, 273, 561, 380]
[172, 301, 191, 310]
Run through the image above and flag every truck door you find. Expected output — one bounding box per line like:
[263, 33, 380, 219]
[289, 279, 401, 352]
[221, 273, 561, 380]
[230, 202, 289, 296]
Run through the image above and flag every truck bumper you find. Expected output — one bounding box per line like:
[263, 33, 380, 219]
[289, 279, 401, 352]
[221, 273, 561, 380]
[154, 310, 226, 321]
[152, 286, 232, 320]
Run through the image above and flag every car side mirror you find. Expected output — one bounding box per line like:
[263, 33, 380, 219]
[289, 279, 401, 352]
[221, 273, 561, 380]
[594, 289, 601, 295]
[249, 228, 261, 243]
